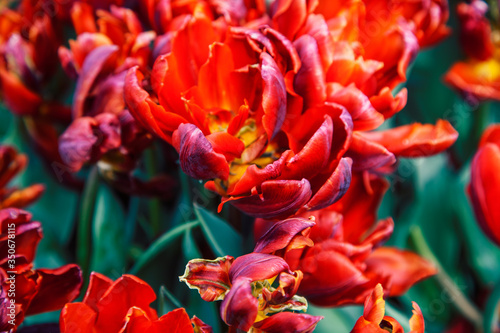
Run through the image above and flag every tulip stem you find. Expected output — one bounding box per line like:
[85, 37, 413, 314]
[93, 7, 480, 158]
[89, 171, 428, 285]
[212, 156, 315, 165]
[77, 167, 99, 281]
[410, 226, 483, 329]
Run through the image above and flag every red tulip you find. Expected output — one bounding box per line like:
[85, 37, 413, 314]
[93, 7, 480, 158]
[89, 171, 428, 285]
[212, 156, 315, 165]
[125, 12, 353, 219]
[469, 125, 500, 245]
[60, 272, 209, 333]
[0, 208, 82, 331]
[350, 284, 425, 333]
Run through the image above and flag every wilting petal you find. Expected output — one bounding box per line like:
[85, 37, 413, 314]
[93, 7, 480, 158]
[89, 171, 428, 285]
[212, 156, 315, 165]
[303, 157, 352, 211]
[222, 179, 312, 219]
[254, 312, 323, 333]
[26, 264, 82, 315]
[469, 143, 500, 245]
[357, 120, 458, 157]
[220, 277, 258, 332]
[229, 253, 291, 282]
[364, 247, 437, 296]
[191, 315, 213, 333]
[173, 123, 229, 180]
[254, 217, 315, 254]
[179, 256, 234, 302]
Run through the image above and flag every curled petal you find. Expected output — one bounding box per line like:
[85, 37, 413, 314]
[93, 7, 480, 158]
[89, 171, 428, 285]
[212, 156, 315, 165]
[173, 123, 229, 180]
[229, 253, 291, 282]
[364, 247, 437, 296]
[469, 143, 500, 245]
[254, 217, 315, 254]
[206, 132, 245, 163]
[83, 272, 113, 311]
[409, 302, 425, 333]
[293, 35, 326, 109]
[254, 312, 323, 333]
[357, 120, 458, 157]
[222, 179, 312, 219]
[192, 315, 213, 333]
[179, 256, 234, 302]
[479, 124, 500, 148]
[220, 277, 258, 332]
[304, 157, 352, 211]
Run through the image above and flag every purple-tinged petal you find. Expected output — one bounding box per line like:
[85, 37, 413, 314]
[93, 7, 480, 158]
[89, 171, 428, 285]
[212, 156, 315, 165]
[220, 277, 258, 332]
[254, 218, 315, 254]
[229, 253, 291, 282]
[172, 123, 229, 181]
[254, 312, 323, 333]
[261, 52, 287, 139]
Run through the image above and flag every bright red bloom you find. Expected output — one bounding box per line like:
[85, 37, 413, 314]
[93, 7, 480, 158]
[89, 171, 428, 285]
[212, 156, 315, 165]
[469, 124, 500, 246]
[255, 172, 437, 306]
[125, 12, 353, 219]
[60, 272, 210, 333]
[444, 1, 500, 102]
[350, 284, 425, 333]
[0, 146, 44, 209]
[0, 208, 82, 331]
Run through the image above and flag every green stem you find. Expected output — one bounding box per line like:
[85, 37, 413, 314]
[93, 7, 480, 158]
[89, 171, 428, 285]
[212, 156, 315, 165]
[129, 221, 200, 275]
[77, 167, 99, 280]
[145, 147, 161, 236]
[410, 226, 483, 330]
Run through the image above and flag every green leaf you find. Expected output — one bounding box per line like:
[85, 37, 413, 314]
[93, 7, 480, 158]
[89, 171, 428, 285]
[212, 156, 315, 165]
[89, 180, 127, 277]
[183, 227, 202, 262]
[129, 221, 200, 275]
[193, 204, 243, 258]
[307, 305, 362, 333]
[483, 279, 500, 333]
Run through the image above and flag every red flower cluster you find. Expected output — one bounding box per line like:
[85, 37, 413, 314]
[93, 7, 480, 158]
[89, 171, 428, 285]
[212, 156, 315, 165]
[124, 0, 457, 218]
[0, 208, 82, 331]
[255, 172, 436, 306]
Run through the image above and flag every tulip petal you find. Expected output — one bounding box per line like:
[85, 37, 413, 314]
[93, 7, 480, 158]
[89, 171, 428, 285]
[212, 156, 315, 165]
[83, 272, 113, 311]
[220, 277, 258, 331]
[25, 265, 82, 315]
[469, 143, 500, 245]
[347, 132, 396, 171]
[0, 69, 42, 116]
[223, 179, 312, 219]
[172, 123, 229, 180]
[72, 45, 119, 118]
[206, 132, 245, 163]
[304, 157, 352, 211]
[179, 256, 234, 302]
[364, 247, 437, 296]
[254, 218, 315, 254]
[357, 120, 458, 157]
[261, 52, 287, 139]
[229, 253, 291, 282]
[254, 312, 323, 333]
[60, 303, 97, 333]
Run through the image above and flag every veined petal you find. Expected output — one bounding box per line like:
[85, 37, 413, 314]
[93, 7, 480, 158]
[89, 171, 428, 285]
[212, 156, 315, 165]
[179, 256, 234, 302]
[261, 52, 287, 139]
[60, 303, 97, 333]
[172, 123, 229, 180]
[346, 132, 396, 171]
